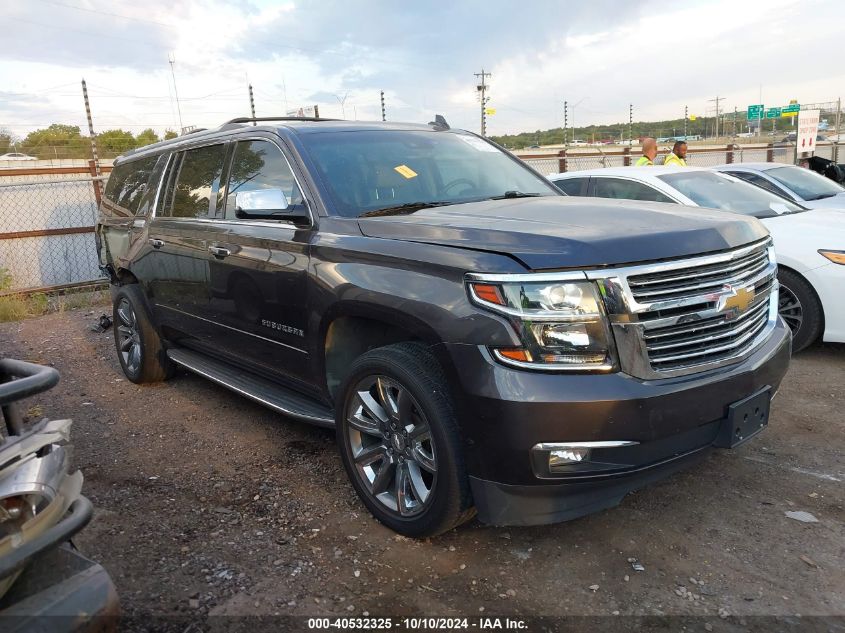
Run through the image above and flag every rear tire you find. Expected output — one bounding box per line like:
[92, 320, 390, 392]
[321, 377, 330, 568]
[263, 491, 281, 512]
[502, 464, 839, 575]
[777, 269, 822, 352]
[112, 284, 174, 383]
[336, 342, 475, 537]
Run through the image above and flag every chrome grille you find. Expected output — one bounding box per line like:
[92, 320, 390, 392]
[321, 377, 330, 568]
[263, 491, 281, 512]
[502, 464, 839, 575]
[628, 246, 770, 303]
[587, 238, 779, 379]
[643, 291, 771, 371]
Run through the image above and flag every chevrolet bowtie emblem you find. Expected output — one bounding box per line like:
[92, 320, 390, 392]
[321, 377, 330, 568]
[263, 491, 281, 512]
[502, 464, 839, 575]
[722, 284, 754, 314]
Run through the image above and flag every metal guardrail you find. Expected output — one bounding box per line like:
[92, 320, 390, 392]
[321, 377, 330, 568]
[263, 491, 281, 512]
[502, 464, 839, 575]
[516, 142, 843, 174]
[0, 147, 841, 294]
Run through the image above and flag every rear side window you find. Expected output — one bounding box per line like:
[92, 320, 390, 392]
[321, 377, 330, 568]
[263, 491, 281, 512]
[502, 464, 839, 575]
[551, 177, 587, 196]
[162, 144, 227, 218]
[103, 155, 159, 216]
[726, 171, 793, 199]
[593, 177, 676, 203]
[224, 140, 304, 220]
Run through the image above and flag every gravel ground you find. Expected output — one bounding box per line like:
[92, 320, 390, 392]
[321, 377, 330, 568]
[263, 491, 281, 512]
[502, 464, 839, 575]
[1, 307, 843, 623]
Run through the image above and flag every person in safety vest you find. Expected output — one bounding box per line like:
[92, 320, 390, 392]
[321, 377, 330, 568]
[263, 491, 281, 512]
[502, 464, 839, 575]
[664, 140, 688, 167]
[635, 138, 657, 166]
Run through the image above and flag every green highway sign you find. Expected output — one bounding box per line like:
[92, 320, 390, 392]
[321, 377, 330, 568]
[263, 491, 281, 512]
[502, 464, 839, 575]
[782, 103, 801, 116]
[747, 104, 764, 119]
[765, 107, 782, 119]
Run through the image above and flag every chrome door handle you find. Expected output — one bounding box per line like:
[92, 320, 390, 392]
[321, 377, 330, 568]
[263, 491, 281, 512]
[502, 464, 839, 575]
[148, 238, 165, 249]
[208, 245, 231, 258]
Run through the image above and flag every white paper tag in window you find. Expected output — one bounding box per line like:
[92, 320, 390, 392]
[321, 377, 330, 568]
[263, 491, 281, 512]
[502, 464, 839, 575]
[456, 135, 499, 152]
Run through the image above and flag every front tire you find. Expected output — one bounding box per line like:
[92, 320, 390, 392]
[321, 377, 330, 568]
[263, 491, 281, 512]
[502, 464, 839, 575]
[112, 284, 174, 383]
[336, 342, 474, 537]
[778, 269, 823, 352]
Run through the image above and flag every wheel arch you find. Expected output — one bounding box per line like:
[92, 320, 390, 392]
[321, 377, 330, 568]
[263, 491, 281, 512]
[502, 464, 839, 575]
[777, 264, 826, 343]
[319, 304, 451, 402]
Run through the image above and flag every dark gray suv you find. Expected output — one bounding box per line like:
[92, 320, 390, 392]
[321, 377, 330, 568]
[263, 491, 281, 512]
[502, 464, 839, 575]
[96, 117, 791, 536]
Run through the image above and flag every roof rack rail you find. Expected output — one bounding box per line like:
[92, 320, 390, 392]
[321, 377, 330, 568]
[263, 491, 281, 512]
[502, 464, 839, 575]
[222, 116, 334, 126]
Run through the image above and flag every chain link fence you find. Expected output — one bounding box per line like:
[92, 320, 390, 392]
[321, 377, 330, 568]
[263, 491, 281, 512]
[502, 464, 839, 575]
[520, 143, 841, 174]
[1, 143, 842, 293]
[0, 172, 107, 292]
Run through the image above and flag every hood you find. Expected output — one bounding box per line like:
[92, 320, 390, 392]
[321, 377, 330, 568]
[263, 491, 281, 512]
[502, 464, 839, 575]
[761, 208, 845, 253]
[801, 192, 845, 211]
[357, 197, 769, 270]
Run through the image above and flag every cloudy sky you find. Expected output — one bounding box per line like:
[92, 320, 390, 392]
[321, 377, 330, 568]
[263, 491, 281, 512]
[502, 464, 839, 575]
[1, 0, 843, 139]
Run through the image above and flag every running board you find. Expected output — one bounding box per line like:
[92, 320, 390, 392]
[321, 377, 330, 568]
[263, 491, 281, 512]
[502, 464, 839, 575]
[166, 348, 335, 427]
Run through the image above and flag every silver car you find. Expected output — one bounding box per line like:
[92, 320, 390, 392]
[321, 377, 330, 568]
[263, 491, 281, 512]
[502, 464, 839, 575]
[713, 162, 845, 210]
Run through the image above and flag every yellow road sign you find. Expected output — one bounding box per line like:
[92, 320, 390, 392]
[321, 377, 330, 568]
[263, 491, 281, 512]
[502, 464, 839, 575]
[485, 108, 496, 115]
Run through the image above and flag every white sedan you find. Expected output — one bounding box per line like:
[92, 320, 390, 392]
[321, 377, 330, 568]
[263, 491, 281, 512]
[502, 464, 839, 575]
[0, 152, 37, 161]
[548, 166, 845, 351]
[712, 162, 845, 210]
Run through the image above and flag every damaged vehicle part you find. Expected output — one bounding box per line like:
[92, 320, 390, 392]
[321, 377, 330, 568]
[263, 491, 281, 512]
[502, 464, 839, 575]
[0, 358, 118, 628]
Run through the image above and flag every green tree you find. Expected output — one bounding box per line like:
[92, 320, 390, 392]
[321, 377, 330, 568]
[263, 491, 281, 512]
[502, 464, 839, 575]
[163, 129, 178, 140]
[20, 124, 87, 159]
[96, 129, 137, 157]
[135, 128, 160, 147]
[0, 128, 16, 155]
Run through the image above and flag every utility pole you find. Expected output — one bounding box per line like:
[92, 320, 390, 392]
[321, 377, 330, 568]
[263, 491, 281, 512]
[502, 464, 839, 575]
[248, 83, 256, 125]
[334, 92, 349, 119]
[733, 106, 737, 141]
[684, 105, 688, 138]
[81, 78, 102, 196]
[628, 104, 633, 144]
[475, 69, 492, 137]
[563, 100, 568, 146]
[707, 96, 722, 139]
[380, 90, 386, 121]
[570, 98, 586, 143]
[168, 53, 184, 133]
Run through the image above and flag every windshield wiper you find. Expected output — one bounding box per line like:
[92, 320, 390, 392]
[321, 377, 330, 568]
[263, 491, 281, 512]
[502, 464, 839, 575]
[358, 201, 455, 218]
[808, 192, 838, 200]
[488, 190, 542, 200]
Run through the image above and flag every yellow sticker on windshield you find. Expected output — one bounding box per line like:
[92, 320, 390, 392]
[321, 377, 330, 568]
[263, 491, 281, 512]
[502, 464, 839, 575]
[394, 164, 418, 179]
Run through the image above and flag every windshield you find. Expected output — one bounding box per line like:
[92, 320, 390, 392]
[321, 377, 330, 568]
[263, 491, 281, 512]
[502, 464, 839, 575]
[765, 166, 844, 200]
[298, 129, 560, 217]
[657, 171, 804, 216]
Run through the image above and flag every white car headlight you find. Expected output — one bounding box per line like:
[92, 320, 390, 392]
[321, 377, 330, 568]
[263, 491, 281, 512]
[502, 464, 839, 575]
[467, 277, 617, 371]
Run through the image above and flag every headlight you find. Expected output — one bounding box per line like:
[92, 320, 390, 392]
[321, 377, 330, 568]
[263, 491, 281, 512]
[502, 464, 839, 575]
[467, 276, 617, 371]
[818, 249, 845, 265]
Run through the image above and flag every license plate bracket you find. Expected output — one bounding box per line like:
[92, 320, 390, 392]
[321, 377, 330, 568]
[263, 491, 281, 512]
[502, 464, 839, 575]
[714, 387, 772, 448]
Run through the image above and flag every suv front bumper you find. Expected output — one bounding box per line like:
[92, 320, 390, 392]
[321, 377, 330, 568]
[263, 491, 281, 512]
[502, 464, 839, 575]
[442, 318, 791, 526]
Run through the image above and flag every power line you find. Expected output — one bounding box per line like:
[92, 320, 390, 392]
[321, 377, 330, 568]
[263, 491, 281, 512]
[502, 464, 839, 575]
[32, 0, 179, 29]
[5, 15, 166, 48]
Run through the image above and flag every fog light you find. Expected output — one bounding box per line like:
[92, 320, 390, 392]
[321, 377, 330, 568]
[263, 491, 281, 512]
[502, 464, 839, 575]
[549, 448, 590, 469]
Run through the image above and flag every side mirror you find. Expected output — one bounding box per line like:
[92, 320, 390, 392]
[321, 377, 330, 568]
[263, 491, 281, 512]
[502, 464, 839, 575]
[232, 189, 310, 225]
[235, 189, 289, 217]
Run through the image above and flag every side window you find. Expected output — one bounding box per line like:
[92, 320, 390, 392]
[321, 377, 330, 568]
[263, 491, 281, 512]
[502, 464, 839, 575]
[157, 153, 182, 217]
[593, 178, 675, 203]
[167, 144, 227, 218]
[552, 178, 587, 196]
[727, 171, 792, 199]
[102, 154, 159, 217]
[224, 140, 304, 220]
[134, 154, 169, 217]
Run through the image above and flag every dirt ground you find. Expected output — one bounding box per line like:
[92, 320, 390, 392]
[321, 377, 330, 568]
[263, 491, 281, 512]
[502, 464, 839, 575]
[1, 307, 843, 623]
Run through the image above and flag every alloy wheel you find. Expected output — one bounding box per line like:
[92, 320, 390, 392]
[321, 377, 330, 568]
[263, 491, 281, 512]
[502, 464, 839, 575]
[345, 375, 437, 517]
[778, 285, 803, 335]
[116, 298, 142, 375]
